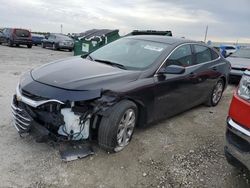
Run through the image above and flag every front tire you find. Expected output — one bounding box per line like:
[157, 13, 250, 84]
[205, 79, 224, 106]
[52, 43, 58, 50]
[98, 100, 138, 153]
[27, 44, 32, 48]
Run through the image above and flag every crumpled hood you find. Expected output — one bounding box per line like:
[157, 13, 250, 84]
[31, 56, 141, 91]
[227, 57, 250, 68]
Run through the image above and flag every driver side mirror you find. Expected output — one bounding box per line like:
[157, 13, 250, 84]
[158, 65, 185, 74]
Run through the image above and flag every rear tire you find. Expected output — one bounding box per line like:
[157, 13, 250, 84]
[98, 100, 138, 153]
[27, 44, 32, 48]
[205, 79, 224, 107]
[8, 39, 13, 47]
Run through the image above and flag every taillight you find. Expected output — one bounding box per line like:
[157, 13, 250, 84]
[237, 72, 250, 101]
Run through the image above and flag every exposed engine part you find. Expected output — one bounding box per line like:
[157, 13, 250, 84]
[58, 108, 90, 140]
[36, 111, 64, 128]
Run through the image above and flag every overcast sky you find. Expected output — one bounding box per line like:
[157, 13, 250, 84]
[0, 0, 249, 42]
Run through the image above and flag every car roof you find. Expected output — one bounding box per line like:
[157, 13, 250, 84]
[4, 28, 29, 31]
[31, 33, 44, 37]
[125, 35, 196, 45]
[51, 33, 68, 36]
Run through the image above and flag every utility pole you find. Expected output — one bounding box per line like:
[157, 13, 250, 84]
[204, 25, 208, 43]
[60, 24, 63, 34]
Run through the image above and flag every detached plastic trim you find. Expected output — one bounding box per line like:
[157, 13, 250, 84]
[16, 85, 64, 108]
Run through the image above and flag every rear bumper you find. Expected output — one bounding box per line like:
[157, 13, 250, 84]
[58, 45, 73, 50]
[13, 39, 32, 45]
[229, 70, 243, 82]
[230, 69, 245, 76]
[32, 41, 42, 45]
[225, 117, 250, 170]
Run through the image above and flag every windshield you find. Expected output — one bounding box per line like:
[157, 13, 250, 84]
[231, 49, 250, 59]
[90, 38, 169, 70]
[56, 35, 72, 40]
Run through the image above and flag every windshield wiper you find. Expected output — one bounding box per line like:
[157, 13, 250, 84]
[94, 59, 126, 70]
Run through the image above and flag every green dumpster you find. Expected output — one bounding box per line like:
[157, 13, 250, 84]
[74, 29, 120, 56]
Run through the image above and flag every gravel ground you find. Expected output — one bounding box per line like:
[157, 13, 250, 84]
[0, 45, 249, 188]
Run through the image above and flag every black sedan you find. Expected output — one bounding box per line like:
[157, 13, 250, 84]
[11, 36, 230, 154]
[41, 33, 74, 51]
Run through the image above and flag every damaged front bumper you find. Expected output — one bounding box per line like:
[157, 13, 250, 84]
[11, 86, 96, 161]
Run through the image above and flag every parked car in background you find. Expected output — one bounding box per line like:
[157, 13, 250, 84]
[225, 69, 250, 170]
[0, 30, 4, 44]
[1, 28, 32, 48]
[11, 36, 230, 155]
[41, 33, 74, 51]
[31, 33, 45, 46]
[220, 45, 237, 57]
[227, 47, 250, 82]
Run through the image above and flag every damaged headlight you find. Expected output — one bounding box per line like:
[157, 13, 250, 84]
[238, 74, 250, 101]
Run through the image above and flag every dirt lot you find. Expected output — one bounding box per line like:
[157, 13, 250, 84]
[0, 45, 249, 188]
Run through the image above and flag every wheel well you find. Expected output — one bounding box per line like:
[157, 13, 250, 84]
[220, 76, 226, 91]
[126, 99, 147, 128]
[97, 98, 147, 128]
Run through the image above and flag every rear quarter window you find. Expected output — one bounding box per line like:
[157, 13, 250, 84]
[210, 48, 220, 60]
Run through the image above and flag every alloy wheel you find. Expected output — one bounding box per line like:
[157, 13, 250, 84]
[212, 81, 223, 104]
[115, 108, 136, 152]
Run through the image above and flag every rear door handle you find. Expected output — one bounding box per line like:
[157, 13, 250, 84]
[211, 67, 217, 71]
[189, 72, 197, 78]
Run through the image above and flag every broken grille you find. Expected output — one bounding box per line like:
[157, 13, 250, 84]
[11, 102, 32, 133]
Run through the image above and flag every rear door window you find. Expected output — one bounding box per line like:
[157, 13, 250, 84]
[194, 45, 212, 64]
[166, 44, 193, 67]
[15, 29, 30, 37]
